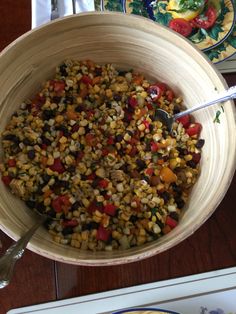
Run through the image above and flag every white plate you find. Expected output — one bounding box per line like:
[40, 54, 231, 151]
[8, 266, 236, 314]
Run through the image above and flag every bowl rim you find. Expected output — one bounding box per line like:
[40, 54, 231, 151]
[0, 11, 236, 266]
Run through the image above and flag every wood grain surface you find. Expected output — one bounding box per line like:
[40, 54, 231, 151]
[0, 1, 235, 313]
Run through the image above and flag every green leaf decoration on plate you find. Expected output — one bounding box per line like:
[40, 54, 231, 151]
[208, 24, 224, 41]
[128, 0, 149, 17]
[104, 0, 123, 12]
[151, 1, 172, 26]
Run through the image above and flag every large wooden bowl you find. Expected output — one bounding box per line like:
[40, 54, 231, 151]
[0, 12, 235, 265]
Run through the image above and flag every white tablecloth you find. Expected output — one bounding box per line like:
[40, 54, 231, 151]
[31, 0, 94, 28]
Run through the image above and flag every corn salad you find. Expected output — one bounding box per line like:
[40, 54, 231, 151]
[0, 59, 205, 251]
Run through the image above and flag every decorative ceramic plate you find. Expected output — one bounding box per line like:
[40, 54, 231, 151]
[205, 23, 236, 63]
[113, 308, 180, 314]
[144, 0, 236, 52]
[99, 0, 236, 64]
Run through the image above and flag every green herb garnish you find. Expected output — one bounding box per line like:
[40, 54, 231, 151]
[176, 0, 205, 12]
[213, 110, 222, 123]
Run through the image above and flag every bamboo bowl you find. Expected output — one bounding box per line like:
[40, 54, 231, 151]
[0, 12, 235, 266]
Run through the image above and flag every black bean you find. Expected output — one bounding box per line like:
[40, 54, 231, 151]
[91, 178, 100, 188]
[118, 70, 127, 76]
[3, 134, 20, 143]
[94, 67, 102, 76]
[177, 147, 188, 156]
[161, 191, 170, 202]
[52, 96, 61, 104]
[130, 215, 138, 223]
[41, 135, 51, 146]
[27, 150, 35, 160]
[23, 138, 33, 146]
[115, 134, 123, 142]
[12, 144, 21, 154]
[35, 202, 46, 214]
[53, 179, 70, 189]
[70, 201, 81, 211]
[156, 219, 164, 229]
[42, 124, 51, 132]
[46, 209, 56, 219]
[44, 218, 54, 229]
[62, 226, 74, 236]
[187, 160, 197, 168]
[82, 221, 99, 231]
[42, 173, 51, 183]
[136, 159, 146, 170]
[67, 165, 76, 173]
[141, 175, 150, 184]
[42, 109, 56, 120]
[114, 94, 122, 101]
[171, 183, 182, 195]
[175, 198, 185, 209]
[169, 211, 179, 221]
[127, 130, 133, 136]
[75, 105, 85, 112]
[59, 64, 68, 77]
[25, 200, 36, 209]
[196, 139, 205, 149]
[55, 125, 70, 137]
[64, 96, 74, 104]
[149, 124, 154, 132]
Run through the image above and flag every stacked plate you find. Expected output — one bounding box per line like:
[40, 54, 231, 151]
[98, 0, 236, 65]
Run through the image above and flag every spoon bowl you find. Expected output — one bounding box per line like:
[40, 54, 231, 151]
[155, 86, 236, 131]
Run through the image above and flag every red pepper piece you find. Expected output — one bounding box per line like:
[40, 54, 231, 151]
[62, 219, 79, 227]
[166, 89, 175, 102]
[146, 102, 153, 110]
[76, 151, 84, 162]
[85, 133, 97, 146]
[53, 80, 66, 93]
[96, 226, 111, 241]
[49, 158, 65, 173]
[185, 123, 202, 137]
[102, 148, 109, 156]
[87, 173, 96, 181]
[1, 175, 12, 186]
[41, 143, 48, 150]
[148, 83, 167, 101]
[177, 114, 190, 128]
[81, 75, 93, 85]
[192, 153, 201, 164]
[143, 120, 150, 129]
[107, 136, 114, 145]
[72, 125, 80, 132]
[52, 195, 71, 213]
[128, 96, 138, 108]
[151, 142, 159, 152]
[98, 179, 109, 189]
[166, 216, 178, 229]
[7, 159, 16, 167]
[145, 168, 154, 176]
[104, 203, 117, 216]
[87, 201, 104, 214]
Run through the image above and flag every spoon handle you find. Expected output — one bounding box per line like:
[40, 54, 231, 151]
[174, 86, 236, 120]
[0, 216, 45, 288]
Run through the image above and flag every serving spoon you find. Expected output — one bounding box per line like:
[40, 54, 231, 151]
[0, 213, 49, 288]
[155, 86, 236, 131]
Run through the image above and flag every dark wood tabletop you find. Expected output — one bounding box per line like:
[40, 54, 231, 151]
[0, 1, 236, 313]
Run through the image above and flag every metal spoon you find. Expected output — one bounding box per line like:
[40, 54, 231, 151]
[0, 213, 50, 288]
[155, 86, 236, 131]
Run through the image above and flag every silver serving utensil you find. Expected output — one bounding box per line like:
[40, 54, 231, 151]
[155, 86, 236, 131]
[51, 0, 59, 20]
[0, 212, 52, 288]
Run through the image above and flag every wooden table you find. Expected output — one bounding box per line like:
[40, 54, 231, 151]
[0, 1, 236, 313]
